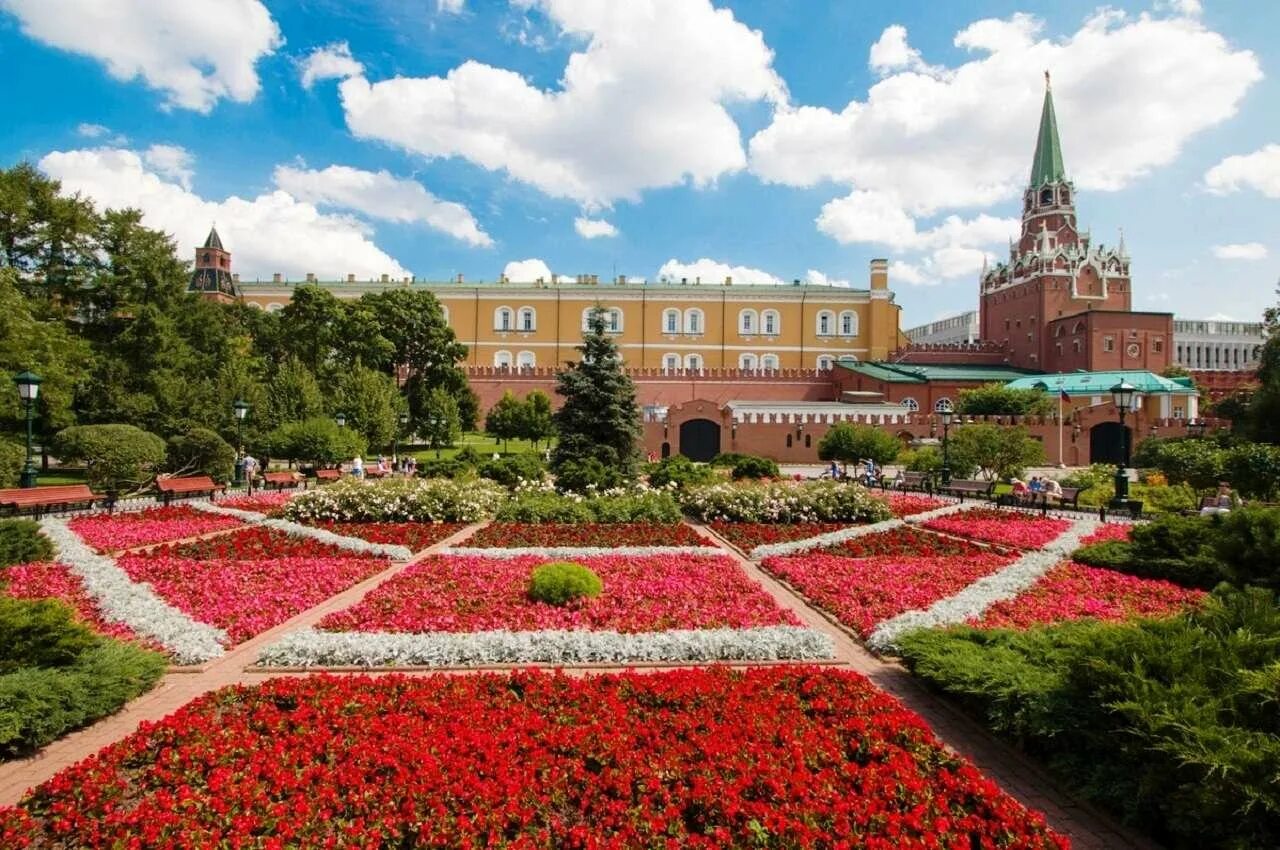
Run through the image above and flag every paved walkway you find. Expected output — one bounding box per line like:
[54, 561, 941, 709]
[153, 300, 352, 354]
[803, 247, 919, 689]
[0, 516, 1158, 849]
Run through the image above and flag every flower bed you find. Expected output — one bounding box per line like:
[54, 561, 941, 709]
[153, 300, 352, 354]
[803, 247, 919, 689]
[822, 525, 1000, 559]
[67, 507, 242, 552]
[284, 476, 505, 523]
[463, 521, 710, 549]
[2, 562, 148, 645]
[1077, 523, 1134, 547]
[680, 480, 893, 524]
[156, 527, 372, 561]
[970, 562, 1206, 630]
[763, 551, 1016, 639]
[708, 521, 849, 552]
[0, 668, 1067, 849]
[922, 508, 1071, 549]
[217, 491, 295, 516]
[299, 520, 465, 552]
[321, 553, 799, 634]
[882, 493, 949, 517]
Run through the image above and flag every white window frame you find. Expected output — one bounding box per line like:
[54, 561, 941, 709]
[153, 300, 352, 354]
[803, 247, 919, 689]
[684, 308, 704, 335]
[933, 397, 954, 413]
[494, 350, 513, 368]
[516, 350, 535, 369]
[761, 354, 779, 372]
[900, 397, 920, 412]
[495, 306, 513, 332]
[762, 309, 779, 336]
[518, 306, 536, 332]
[839, 310, 857, 337]
[684, 353, 703, 372]
[662, 353, 680, 373]
[738, 309, 757, 335]
[608, 308, 623, 333]
[817, 355, 834, 371]
[663, 308, 680, 334]
[739, 353, 758, 371]
[816, 310, 834, 336]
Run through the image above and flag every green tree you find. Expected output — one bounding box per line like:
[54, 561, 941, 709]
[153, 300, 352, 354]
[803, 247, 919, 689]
[264, 417, 365, 467]
[279, 285, 344, 374]
[551, 308, 641, 490]
[166, 428, 236, 482]
[263, 357, 325, 432]
[90, 208, 188, 318]
[330, 363, 401, 452]
[520, 389, 556, 448]
[485, 391, 526, 451]
[817, 423, 901, 473]
[947, 424, 1045, 481]
[1245, 281, 1280, 442]
[53, 424, 167, 496]
[420, 387, 460, 457]
[956, 383, 1054, 416]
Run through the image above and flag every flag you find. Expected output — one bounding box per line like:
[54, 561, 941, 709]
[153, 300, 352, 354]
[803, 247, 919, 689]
[1060, 388, 1070, 403]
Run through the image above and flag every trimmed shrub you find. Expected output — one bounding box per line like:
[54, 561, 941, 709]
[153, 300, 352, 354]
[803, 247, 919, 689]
[528, 562, 603, 606]
[264, 417, 366, 468]
[496, 492, 595, 524]
[1214, 505, 1280, 590]
[477, 454, 547, 488]
[646, 455, 717, 489]
[588, 492, 682, 524]
[495, 490, 681, 524]
[900, 446, 944, 476]
[0, 440, 23, 489]
[52, 424, 167, 496]
[0, 519, 54, 568]
[552, 456, 627, 493]
[0, 597, 98, 674]
[730, 455, 780, 481]
[709, 452, 752, 469]
[680, 481, 893, 524]
[415, 457, 473, 479]
[166, 427, 235, 483]
[1223, 442, 1280, 500]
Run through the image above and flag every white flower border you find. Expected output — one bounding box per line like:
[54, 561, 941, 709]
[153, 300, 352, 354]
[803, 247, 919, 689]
[866, 518, 1100, 652]
[257, 625, 835, 667]
[442, 545, 719, 559]
[39, 518, 227, 664]
[191, 502, 413, 560]
[747, 501, 972, 560]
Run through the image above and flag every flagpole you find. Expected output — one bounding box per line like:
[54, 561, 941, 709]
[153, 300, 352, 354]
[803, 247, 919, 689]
[1057, 384, 1064, 467]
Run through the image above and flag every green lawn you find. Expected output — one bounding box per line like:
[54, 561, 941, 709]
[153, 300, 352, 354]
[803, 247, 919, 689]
[30, 468, 87, 486]
[406, 432, 554, 461]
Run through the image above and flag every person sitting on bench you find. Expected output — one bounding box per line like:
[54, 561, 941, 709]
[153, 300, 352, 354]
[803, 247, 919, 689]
[1043, 478, 1063, 504]
[1010, 478, 1029, 498]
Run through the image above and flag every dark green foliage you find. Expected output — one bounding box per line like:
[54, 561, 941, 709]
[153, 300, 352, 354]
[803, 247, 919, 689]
[588, 492, 682, 523]
[956, 382, 1054, 416]
[53, 424, 167, 495]
[551, 308, 641, 491]
[0, 519, 54, 568]
[0, 597, 99, 674]
[527, 562, 603, 606]
[899, 446, 944, 476]
[484, 391, 526, 449]
[897, 587, 1280, 849]
[497, 493, 596, 523]
[1133, 437, 1227, 491]
[708, 452, 752, 469]
[416, 457, 473, 479]
[496, 491, 681, 524]
[329, 364, 401, 451]
[419, 387, 461, 455]
[731, 455, 780, 480]
[646, 455, 717, 489]
[166, 427, 235, 483]
[946, 424, 1044, 481]
[0, 440, 23, 489]
[478, 454, 547, 488]
[1223, 442, 1280, 500]
[1214, 506, 1280, 589]
[265, 417, 366, 466]
[1127, 513, 1228, 588]
[817, 422, 901, 469]
[521, 390, 556, 447]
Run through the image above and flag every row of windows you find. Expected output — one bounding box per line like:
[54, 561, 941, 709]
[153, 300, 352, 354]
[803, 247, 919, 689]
[493, 351, 537, 369]
[489, 306, 858, 338]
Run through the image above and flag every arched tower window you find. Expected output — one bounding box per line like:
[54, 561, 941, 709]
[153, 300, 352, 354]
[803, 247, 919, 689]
[900, 397, 919, 412]
[761, 354, 779, 371]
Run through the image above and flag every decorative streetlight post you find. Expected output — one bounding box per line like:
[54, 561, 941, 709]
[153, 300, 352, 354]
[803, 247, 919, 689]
[939, 401, 955, 486]
[1109, 380, 1138, 510]
[428, 414, 443, 458]
[394, 411, 409, 466]
[232, 399, 250, 487]
[13, 371, 43, 489]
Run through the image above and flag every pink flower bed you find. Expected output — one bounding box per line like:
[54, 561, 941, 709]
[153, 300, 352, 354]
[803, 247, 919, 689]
[3, 562, 149, 645]
[218, 491, 295, 516]
[69, 507, 243, 552]
[302, 521, 465, 552]
[970, 562, 1205, 630]
[709, 522, 850, 552]
[117, 550, 389, 644]
[922, 508, 1070, 549]
[762, 551, 1016, 638]
[160, 527, 360, 561]
[881, 493, 948, 517]
[1078, 523, 1133, 547]
[320, 554, 800, 634]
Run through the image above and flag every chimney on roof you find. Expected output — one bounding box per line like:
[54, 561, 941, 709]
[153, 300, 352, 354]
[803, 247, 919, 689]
[590, 274, 599, 284]
[232, 273, 240, 283]
[347, 273, 355, 283]
[695, 276, 701, 285]
[305, 272, 316, 283]
[272, 273, 282, 283]
[535, 276, 544, 285]
[456, 273, 464, 284]
[380, 273, 389, 282]
[616, 275, 626, 284]
[681, 277, 688, 285]
[870, 258, 889, 290]
[724, 276, 732, 285]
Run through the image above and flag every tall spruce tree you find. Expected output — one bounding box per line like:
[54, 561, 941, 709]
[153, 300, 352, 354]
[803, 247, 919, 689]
[551, 307, 641, 489]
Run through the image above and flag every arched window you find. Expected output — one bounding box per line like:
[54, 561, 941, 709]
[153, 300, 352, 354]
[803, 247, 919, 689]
[517, 351, 535, 369]
[762, 310, 779, 335]
[1040, 188, 1053, 205]
[519, 307, 535, 331]
[684, 308, 703, 334]
[739, 309, 757, 335]
[761, 354, 779, 372]
[662, 353, 680, 373]
[839, 310, 857, 337]
[817, 355, 834, 371]
[663, 309, 680, 334]
[494, 350, 512, 368]
[684, 353, 703, 372]
[786, 434, 793, 448]
[900, 397, 920, 412]
[933, 397, 953, 413]
[495, 307, 513, 331]
[739, 353, 758, 371]
[608, 308, 623, 332]
[1072, 321, 1084, 335]
[816, 311, 834, 336]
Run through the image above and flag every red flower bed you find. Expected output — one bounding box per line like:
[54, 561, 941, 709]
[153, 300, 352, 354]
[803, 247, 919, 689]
[922, 508, 1071, 549]
[302, 520, 465, 552]
[157, 527, 366, 561]
[822, 526, 1002, 559]
[971, 562, 1206, 630]
[0, 668, 1066, 849]
[882, 493, 948, 517]
[2, 562, 148, 645]
[462, 521, 709, 548]
[68, 507, 242, 552]
[320, 553, 798, 633]
[217, 491, 295, 516]
[709, 521, 850, 552]
[764, 551, 1016, 638]
[1078, 523, 1133, 547]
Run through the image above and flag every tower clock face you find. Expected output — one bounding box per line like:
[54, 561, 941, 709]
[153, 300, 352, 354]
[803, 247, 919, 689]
[1126, 342, 1141, 358]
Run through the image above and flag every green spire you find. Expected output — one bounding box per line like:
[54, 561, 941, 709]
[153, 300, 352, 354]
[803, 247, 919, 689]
[1029, 71, 1066, 187]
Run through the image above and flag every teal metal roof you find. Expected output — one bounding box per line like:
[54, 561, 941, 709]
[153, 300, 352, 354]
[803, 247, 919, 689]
[841, 362, 1040, 384]
[1005, 370, 1197, 396]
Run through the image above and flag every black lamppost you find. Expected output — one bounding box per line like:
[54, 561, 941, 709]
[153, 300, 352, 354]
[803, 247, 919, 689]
[335, 412, 346, 429]
[232, 399, 250, 487]
[1187, 419, 1207, 439]
[428, 414, 443, 458]
[394, 411, 409, 465]
[13, 371, 42, 488]
[1109, 380, 1138, 509]
[939, 401, 955, 486]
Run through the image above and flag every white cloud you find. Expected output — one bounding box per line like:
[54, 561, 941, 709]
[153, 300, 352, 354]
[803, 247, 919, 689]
[142, 144, 194, 190]
[656, 258, 782, 285]
[76, 122, 109, 138]
[273, 164, 493, 247]
[889, 260, 929, 286]
[1211, 242, 1269, 261]
[1, 0, 282, 113]
[573, 217, 618, 239]
[1204, 144, 1280, 199]
[39, 147, 410, 280]
[437, 0, 465, 13]
[804, 269, 850, 287]
[299, 42, 364, 89]
[503, 258, 553, 281]
[868, 25, 940, 77]
[334, 0, 786, 207]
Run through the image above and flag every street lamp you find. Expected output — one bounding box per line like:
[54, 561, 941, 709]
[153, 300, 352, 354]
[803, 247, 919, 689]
[393, 411, 409, 466]
[335, 412, 346, 429]
[13, 371, 42, 488]
[232, 399, 250, 487]
[1109, 380, 1138, 510]
[938, 401, 955, 486]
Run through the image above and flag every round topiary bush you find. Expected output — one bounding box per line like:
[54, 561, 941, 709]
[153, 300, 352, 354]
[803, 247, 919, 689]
[528, 561, 603, 606]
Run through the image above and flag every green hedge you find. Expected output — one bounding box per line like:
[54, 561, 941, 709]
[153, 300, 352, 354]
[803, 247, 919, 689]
[897, 587, 1280, 849]
[495, 490, 682, 524]
[645, 456, 717, 489]
[0, 519, 53, 568]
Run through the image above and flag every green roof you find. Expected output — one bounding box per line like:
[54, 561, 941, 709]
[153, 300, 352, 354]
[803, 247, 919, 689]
[840, 362, 1039, 384]
[1030, 76, 1067, 187]
[1005, 371, 1197, 396]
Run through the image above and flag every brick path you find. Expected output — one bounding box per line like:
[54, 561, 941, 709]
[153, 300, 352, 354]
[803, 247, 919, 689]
[0, 517, 1159, 849]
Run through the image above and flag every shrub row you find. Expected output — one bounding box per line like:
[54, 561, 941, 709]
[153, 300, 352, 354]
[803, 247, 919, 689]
[283, 477, 507, 523]
[0, 519, 53, 569]
[679, 480, 892, 524]
[495, 490, 682, 524]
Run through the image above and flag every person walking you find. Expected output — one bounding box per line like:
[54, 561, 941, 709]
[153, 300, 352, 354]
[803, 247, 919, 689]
[242, 454, 258, 494]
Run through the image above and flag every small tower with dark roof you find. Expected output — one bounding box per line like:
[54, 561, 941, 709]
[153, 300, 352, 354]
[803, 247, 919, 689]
[188, 225, 237, 302]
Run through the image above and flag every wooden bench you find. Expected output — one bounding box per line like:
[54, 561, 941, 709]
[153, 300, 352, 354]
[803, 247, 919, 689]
[314, 468, 342, 482]
[883, 471, 931, 492]
[156, 475, 223, 505]
[0, 484, 101, 517]
[262, 471, 304, 491]
[939, 479, 995, 500]
[997, 486, 1082, 512]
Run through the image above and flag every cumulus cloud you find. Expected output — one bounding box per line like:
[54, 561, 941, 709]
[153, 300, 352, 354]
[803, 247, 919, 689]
[1211, 242, 1268, 261]
[299, 42, 364, 89]
[656, 258, 781, 285]
[1204, 144, 1280, 199]
[573, 217, 618, 239]
[273, 164, 492, 247]
[76, 122, 109, 138]
[1, 0, 282, 112]
[437, 0, 464, 13]
[868, 25, 940, 77]
[39, 147, 410, 280]
[804, 269, 850, 287]
[332, 0, 786, 208]
[142, 144, 194, 190]
[503, 258, 553, 282]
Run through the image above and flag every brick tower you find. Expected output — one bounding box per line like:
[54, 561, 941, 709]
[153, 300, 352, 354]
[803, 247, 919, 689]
[188, 225, 237, 303]
[979, 73, 1170, 373]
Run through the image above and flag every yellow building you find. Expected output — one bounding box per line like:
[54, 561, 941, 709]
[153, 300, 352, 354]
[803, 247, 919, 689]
[198, 233, 907, 369]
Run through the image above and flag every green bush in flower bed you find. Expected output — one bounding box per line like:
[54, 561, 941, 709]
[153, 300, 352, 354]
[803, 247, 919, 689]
[283, 476, 506, 523]
[495, 489, 682, 524]
[896, 587, 1280, 850]
[679, 480, 892, 524]
[730, 455, 780, 481]
[0, 519, 54, 568]
[527, 561, 603, 606]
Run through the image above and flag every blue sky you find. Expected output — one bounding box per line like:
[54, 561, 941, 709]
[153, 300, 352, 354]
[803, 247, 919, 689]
[1, 0, 1277, 327]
